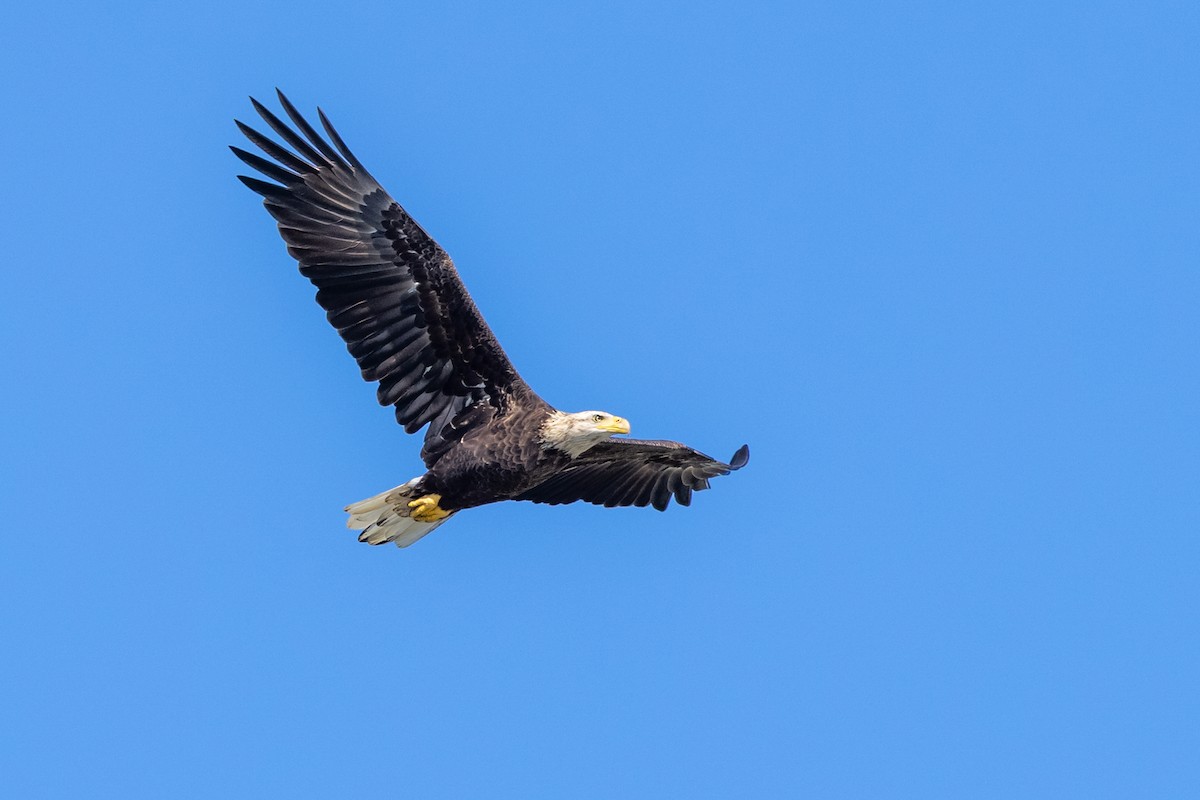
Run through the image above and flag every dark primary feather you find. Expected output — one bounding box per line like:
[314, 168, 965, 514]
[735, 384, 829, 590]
[516, 441, 750, 511]
[233, 91, 538, 466]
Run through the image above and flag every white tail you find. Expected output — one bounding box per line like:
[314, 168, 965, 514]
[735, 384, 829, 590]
[344, 478, 453, 548]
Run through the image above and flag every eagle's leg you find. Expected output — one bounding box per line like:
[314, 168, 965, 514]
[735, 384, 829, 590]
[408, 494, 452, 522]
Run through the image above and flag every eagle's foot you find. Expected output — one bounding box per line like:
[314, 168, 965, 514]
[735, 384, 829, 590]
[408, 494, 451, 522]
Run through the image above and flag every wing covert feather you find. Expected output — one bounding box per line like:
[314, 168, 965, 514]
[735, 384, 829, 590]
[516, 441, 749, 511]
[233, 92, 540, 464]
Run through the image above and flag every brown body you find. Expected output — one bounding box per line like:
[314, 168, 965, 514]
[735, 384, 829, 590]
[419, 405, 570, 510]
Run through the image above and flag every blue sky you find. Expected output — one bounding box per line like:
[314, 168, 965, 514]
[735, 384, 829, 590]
[2, 1, 1198, 797]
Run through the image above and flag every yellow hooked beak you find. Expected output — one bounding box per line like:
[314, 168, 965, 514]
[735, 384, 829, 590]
[599, 416, 631, 435]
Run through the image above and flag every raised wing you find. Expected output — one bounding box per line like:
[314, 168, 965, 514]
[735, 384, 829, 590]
[517, 440, 749, 511]
[232, 91, 539, 464]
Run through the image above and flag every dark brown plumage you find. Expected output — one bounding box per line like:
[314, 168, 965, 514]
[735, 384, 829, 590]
[234, 91, 748, 547]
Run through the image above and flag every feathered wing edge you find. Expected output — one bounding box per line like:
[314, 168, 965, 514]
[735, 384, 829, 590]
[231, 90, 535, 463]
[516, 441, 750, 511]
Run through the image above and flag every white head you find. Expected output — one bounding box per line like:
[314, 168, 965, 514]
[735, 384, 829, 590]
[540, 410, 631, 457]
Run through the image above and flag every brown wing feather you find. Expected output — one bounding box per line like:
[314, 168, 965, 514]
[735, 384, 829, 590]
[233, 91, 540, 466]
[517, 441, 749, 511]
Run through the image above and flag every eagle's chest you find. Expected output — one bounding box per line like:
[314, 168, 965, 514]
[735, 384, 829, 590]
[427, 430, 569, 509]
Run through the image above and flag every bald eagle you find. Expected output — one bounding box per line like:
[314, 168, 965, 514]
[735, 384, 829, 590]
[232, 92, 749, 547]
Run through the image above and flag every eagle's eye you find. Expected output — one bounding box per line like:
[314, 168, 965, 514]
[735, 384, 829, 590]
[592, 414, 604, 422]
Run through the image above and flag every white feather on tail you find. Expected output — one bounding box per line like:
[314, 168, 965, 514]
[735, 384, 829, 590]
[344, 478, 452, 548]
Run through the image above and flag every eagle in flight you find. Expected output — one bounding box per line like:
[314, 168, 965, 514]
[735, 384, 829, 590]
[232, 91, 749, 547]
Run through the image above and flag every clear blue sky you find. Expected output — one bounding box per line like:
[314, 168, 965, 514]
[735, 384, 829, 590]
[2, 1, 1198, 797]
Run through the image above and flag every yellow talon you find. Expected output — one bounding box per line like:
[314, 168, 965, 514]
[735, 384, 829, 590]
[408, 493, 451, 522]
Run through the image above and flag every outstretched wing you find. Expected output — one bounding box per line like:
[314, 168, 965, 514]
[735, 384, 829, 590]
[232, 91, 539, 465]
[517, 441, 749, 511]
